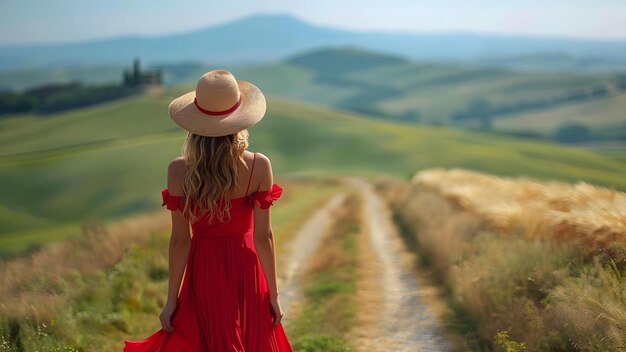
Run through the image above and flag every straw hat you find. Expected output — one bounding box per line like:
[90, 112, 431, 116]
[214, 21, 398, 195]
[168, 70, 266, 137]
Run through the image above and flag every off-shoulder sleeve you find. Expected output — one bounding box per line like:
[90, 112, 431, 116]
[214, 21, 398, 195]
[161, 188, 185, 211]
[253, 183, 283, 209]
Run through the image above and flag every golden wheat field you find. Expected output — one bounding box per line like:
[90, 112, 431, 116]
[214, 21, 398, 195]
[414, 168, 626, 254]
[378, 169, 626, 351]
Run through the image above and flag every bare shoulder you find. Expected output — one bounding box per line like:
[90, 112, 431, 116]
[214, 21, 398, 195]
[168, 156, 187, 177]
[167, 156, 187, 194]
[252, 152, 273, 191]
[253, 152, 272, 172]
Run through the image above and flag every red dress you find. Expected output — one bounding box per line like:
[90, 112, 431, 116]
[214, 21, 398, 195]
[123, 156, 293, 351]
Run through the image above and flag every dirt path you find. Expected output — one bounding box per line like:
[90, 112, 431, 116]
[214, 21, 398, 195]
[278, 181, 453, 351]
[278, 193, 347, 315]
[350, 178, 451, 352]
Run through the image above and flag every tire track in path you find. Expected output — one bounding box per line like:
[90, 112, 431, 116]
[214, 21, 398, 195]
[278, 193, 347, 315]
[351, 178, 451, 352]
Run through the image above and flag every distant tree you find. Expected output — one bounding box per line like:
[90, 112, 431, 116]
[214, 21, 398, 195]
[554, 123, 591, 143]
[589, 85, 609, 98]
[451, 98, 493, 121]
[468, 98, 491, 115]
[0, 92, 37, 115]
[399, 109, 421, 123]
[615, 75, 626, 90]
[479, 114, 492, 129]
[0, 82, 140, 116]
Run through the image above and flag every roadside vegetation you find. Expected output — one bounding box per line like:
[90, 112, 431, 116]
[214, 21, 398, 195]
[378, 169, 626, 351]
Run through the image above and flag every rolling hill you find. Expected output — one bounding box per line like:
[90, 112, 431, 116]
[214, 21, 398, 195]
[231, 47, 626, 138]
[2, 89, 626, 255]
[3, 46, 625, 143]
[2, 14, 626, 71]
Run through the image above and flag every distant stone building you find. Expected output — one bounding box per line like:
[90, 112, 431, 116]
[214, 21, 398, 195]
[123, 58, 162, 87]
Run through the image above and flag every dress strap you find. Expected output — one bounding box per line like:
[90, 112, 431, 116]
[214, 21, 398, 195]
[245, 152, 256, 196]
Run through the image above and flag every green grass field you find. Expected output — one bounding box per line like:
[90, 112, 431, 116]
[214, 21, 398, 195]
[232, 48, 624, 137]
[2, 87, 626, 255]
[493, 93, 626, 135]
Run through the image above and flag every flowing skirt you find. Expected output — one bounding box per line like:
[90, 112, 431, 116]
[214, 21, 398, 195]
[123, 232, 293, 351]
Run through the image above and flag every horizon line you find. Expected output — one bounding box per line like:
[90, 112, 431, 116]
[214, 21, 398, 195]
[1, 12, 626, 47]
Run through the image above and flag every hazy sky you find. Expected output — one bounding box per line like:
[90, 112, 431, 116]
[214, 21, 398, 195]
[1, 0, 625, 45]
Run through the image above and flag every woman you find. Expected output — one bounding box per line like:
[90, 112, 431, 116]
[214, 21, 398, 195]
[123, 70, 294, 351]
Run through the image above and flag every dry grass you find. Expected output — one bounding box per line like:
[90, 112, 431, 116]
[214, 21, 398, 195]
[0, 211, 168, 322]
[413, 168, 626, 260]
[378, 169, 626, 351]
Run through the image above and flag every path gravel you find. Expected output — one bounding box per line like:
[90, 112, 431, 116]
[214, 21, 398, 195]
[352, 179, 451, 352]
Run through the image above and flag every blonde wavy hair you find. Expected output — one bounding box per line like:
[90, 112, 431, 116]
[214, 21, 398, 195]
[180, 129, 250, 224]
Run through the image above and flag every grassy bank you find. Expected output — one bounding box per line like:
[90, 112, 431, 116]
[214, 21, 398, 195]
[378, 169, 626, 351]
[287, 194, 361, 351]
[0, 181, 331, 351]
[0, 218, 170, 351]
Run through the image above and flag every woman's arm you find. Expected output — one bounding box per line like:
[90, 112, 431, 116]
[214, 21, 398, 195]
[166, 214, 191, 303]
[254, 219, 279, 298]
[252, 154, 279, 299]
[252, 154, 284, 327]
[160, 157, 191, 332]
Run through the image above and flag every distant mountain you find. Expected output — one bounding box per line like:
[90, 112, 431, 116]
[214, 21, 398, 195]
[1, 14, 626, 71]
[0, 15, 349, 70]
